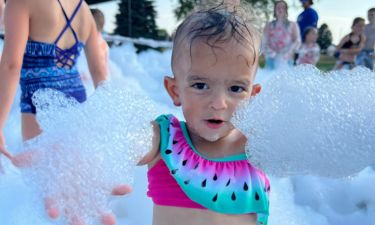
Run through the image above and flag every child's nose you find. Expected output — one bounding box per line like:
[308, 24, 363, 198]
[210, 92, 228, 110]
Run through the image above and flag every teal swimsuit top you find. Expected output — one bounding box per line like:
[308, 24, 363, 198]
[154, 115, 270, 224]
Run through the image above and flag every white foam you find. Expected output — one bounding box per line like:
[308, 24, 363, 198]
[1, 39, 375, 225]
[233, 65, 375, 177]
[15, 81, 158, 224]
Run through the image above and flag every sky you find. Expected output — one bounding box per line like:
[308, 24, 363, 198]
[93, 0, 375, 45]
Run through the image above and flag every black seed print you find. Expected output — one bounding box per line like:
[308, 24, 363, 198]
[226, 179, 231, 187]
[171, 169, 178, 175]
[212, 194, 218, 202]
[194, 163, 199, 169]
[201, 179, 207, 187]
[182, 159, 188, 166]
[231, 192, 236, 201]
[213, 174, 218, 181]
[165, 149, 172, 154]
[255, 192, 260, 200]
[244, 182, 249, 191]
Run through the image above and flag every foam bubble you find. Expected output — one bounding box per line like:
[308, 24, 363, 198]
[233, 65, 375, 177]
[17, 80, 158, 224]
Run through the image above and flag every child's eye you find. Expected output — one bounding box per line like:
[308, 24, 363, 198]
[192, 83, 209, 90]
[230, 85, 245, 93]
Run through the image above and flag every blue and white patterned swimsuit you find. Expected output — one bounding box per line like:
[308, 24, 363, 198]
[20, 0, 86, 114]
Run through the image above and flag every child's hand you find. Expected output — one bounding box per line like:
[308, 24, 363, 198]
[44, 184, 132, 225]
[11, 149, 39, 168]
[12, 147, 133, 225]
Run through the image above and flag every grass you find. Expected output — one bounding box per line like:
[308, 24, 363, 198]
[258, 54, 336, 72]
[316, 54, 336, 71]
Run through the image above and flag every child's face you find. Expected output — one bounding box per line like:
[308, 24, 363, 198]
[305, 29, 318, 43]
[353, 21, 365, 34]
[166, 40, 260, 142]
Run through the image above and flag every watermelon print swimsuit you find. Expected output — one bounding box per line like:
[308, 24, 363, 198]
[147, 115, 270, 225]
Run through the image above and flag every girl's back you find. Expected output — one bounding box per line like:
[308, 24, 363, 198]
[26, 0, 92, 48]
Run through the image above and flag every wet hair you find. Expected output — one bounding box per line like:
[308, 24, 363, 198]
[302, 26, 317, 42]
[369, 8, 375, 13]
[171, 3, 260, 74]
[352, 17, 365, 28]
[90, 8, 105, 32]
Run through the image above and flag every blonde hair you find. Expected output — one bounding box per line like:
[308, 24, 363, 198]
[171, 3, 261, 73]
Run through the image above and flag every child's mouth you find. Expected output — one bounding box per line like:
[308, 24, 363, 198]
[206, 119, 224, 129]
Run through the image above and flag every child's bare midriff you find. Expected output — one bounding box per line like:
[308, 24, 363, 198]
[152, 205, 257, 225]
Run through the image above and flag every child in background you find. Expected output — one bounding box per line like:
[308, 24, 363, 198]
[90, 8, 109, 71]
[335, 17, 366, 70]
[137, 4, 270, 225]
[0, 0, 117, 223]
[78, 8, 109, 84]
[356, 8, 375, 70]
[296, 26, 320, 65]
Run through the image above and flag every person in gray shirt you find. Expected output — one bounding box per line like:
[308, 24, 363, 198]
[356, 8, 375, 70]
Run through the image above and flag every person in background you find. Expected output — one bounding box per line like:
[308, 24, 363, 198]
[295, 0, 318, 64]
[297, 26, 320, 66]
[356, 8, 375, 70]
[90, 8, 109, 72]
[78, 8, 109, 85]
[297, 0, 318, 39]
[334, 17, 366, 70]
[0, 0, 126, 224]
[262, 0, 301, 70]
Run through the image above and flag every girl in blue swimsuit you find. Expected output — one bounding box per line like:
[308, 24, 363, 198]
[0, 0, 117, 224]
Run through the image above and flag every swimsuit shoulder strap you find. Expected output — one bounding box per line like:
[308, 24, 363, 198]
[54, 0, 83, 45]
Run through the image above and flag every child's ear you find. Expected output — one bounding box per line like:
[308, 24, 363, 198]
[164, 76, 181, 106]
[251, 84, 261, 97]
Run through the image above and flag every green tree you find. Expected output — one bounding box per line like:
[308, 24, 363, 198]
[114, 0, 168, 51]
[244, 0, 276, 21]
[115, 0, 158, 39]
[174, 0, 200, 21]
[317, 23, 333, 51]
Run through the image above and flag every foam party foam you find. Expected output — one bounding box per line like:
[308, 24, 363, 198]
[232, 65, 375, 177]
[14, 81, 158, 225]
[1, 40, 375, 225]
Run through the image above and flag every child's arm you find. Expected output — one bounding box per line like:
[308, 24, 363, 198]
[290, 22, 301, 53]
[137, 121, 160, 166]
[341, 34, 366, 55]
[0, 0, 30, 167]
[261, 23, 276, 58]
[281, 22, 301, 59]
[312, 45, 321, 65]
[84, 15, 107, 87]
